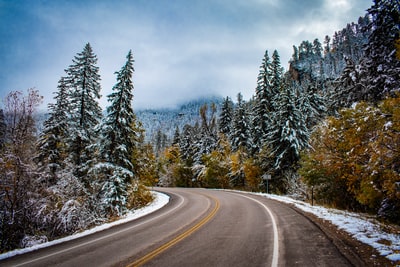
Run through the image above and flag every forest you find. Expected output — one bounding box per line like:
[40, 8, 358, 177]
[0, 0, 399, 252]
[158, 0, 400, 223]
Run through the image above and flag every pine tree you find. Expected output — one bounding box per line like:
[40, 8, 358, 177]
[267, 83, 309, 172]
[218, 96, 234, 138]
[300, 82, 326, 129]
[313, 38, 324, 78]
[252, 50, 273, 151]
[179, 124, 196, 165]
[231, 93, 250, 152]
[323, 35, 337, 78]
[270, 50, 283, 94]
[65, 43, 102, 178]
[99, 50, 135, 170]
[172, 126, 180, 145]
[36, 77, 70, 185]
[93, 50, 136, 216]
[361, 0, 400, 101]
[333, 56, 363, 110]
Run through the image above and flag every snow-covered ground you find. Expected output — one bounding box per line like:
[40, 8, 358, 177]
[251, 192, 400, 264]
[0, 191, 170, 261]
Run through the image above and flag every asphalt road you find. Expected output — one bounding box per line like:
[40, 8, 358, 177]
[1, 188, 352, 267]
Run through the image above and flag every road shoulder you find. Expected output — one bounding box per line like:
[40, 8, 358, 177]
[287, 202, 394, 267]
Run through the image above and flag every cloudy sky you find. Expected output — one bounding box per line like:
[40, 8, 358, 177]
[1, 0, 371, 110]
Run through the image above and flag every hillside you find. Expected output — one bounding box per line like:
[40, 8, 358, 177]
[136, 96, 223, 144]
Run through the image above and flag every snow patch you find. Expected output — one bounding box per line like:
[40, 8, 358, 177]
[384, 121, 392, 130]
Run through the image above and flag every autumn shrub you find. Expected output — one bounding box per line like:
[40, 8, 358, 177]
[300, 96, 400, 223]
[199, 150, 230, 188]
[229, 150, 246, 188]
[243, 158, 262, 192]
[127, 182, 154, 210]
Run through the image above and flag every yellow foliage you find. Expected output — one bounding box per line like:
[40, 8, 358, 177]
[230, 152, 241, 176]
[164, 145, 181, 165]
[300, 97, 400, 212]
[127, 182, 154, 209]
[137, 144, 158, 186]
[243, 158, 261, 191]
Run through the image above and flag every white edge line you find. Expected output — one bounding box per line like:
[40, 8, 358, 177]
[230, 193, 279, 267]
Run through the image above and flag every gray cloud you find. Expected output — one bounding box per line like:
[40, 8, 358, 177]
[0, 0, 371, 110]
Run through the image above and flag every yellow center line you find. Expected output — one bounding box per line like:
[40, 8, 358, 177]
[127, 194, 220, 267]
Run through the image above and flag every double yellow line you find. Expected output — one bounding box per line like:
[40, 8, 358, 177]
[127, 194, 220, 267]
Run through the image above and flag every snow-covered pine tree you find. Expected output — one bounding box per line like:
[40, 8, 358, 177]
[36, 77, 70, 185]
[93, 50, 136, 217]
[172, 126, 180, 145]
[65, 43, 102, 179]
[218, 96, 234, 138]
[270, 50, 283, 94]
[266, 82, 309, 173]
[331, 56, 364, 110]
[252, 50, 273, 151]
[360, 0, 400, 102]
[231, 93, 250, 152]
[179, 124, 196, 165]
[99, 50, 135, 170]
[312, 38, 324, 78]
[298, 81, 326, 129]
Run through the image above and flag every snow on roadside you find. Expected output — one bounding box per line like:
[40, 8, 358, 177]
[253, 192, 400, 264]
[0, 191, 169, 261]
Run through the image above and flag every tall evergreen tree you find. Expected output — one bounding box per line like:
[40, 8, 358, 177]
[270, 50, 283, 94]
[36, 77, 70, 184]
[361, 0, 400, 101]
[65, 43, 102, 177]
[231, 93, 250, 152]
[218, 96, 234, 138]
[172, 126, 180, 145]
[179, 124, 196, 164]
[298, 81, 326, 129]
[267, 83, 309, 173]
[99, 50, 135, 170]
[252, 50, 273, 150]
[93, 50, 136, 216]
[313, 38, 324, 79]
[333, 56, 363, 110]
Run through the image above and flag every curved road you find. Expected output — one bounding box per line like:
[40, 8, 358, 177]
[1, 188, 352, 267]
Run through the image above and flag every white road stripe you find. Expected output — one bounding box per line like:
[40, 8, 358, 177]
[231, 193, 279, 267]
